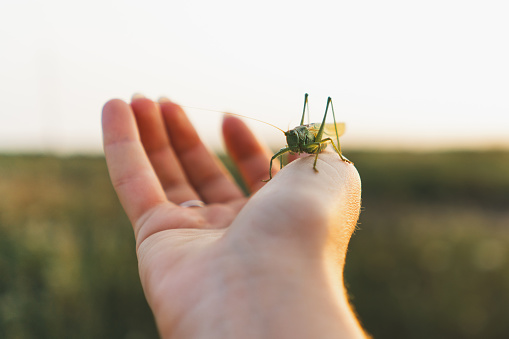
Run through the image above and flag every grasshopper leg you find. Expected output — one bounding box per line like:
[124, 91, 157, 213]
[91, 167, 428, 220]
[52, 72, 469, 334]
[262, 147, 291, 182]
[306, 142, 325, 172]
[318, 98, 352, 164]
[313, 151, 320, 172]
[309, 139, 352, 174]
[321, 138, 353, 164]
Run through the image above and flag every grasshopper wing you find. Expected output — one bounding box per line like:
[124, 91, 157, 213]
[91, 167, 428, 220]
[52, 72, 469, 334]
[307, 123, 346, 137]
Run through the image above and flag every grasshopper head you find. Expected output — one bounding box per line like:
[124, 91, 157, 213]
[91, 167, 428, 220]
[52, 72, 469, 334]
[285, 129, 299, 146]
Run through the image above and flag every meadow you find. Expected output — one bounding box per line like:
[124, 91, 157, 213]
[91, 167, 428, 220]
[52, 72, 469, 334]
[1, 151, 508, 338]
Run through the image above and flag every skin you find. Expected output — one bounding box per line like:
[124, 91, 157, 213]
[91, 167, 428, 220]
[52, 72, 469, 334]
[101, 96, 367, 339]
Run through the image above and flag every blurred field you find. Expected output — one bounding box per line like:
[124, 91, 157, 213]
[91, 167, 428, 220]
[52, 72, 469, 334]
[1, 151, 508, 338]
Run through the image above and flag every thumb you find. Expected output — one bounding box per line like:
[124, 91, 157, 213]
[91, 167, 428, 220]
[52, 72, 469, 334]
[228, 151, 362, 259]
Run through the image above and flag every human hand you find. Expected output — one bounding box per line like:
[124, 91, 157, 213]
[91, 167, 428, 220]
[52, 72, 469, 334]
[102, 96, 366, 338]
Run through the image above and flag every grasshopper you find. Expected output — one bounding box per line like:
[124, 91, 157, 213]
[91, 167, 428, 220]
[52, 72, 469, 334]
[263, 93, 352, 181]
[181, 93, 352, 181]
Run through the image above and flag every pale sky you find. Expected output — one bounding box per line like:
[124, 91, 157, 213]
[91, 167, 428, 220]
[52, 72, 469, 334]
[1, 0, 508, 153]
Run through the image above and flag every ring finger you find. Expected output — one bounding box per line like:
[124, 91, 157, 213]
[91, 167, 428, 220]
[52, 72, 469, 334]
[159, 98, 244, 204]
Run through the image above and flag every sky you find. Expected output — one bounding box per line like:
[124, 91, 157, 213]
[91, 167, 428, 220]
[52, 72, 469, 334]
[0, 0, 508, 153]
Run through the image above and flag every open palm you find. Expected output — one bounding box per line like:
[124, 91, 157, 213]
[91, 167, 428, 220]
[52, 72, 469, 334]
[102, 96, 365, 338]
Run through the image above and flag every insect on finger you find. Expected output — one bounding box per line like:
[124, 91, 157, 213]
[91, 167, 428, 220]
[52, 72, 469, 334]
[263, 94, 352, 181]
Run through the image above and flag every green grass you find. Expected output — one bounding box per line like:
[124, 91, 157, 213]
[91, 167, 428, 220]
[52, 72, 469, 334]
[1, 151, 508, 338]
[346, 151, 509, 339]
[0, 155, 157, 338]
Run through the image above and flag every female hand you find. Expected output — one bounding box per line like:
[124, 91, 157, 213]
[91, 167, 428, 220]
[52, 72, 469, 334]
[102, 96, 366, 338]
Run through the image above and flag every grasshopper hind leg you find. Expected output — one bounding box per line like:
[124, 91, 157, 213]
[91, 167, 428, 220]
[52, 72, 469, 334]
[322, 138, 353, 164]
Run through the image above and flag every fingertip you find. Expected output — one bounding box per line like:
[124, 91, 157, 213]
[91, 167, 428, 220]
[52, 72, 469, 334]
[222, 115, 263, 159]
[102, 98, 139, 146]
[102, 99, 128, 125]
[130, 97, 158, 116]
[222, 113, 241, 123]
[159, 99, 184, 112]
[221, 114, 276, 190]
[103, 98, 127, 113]
[159, 101, 189, 140]
[132, 93, 145, 100]
[158, 96, 171, 103]
[263, 152, 361, 220]
[222, 114, 247, 139]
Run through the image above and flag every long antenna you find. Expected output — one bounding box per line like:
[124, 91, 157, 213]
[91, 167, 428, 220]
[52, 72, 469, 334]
[181, 105, 286, 133]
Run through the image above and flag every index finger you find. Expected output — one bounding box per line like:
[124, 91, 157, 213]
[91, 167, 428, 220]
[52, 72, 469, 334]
[102, 99, 169, 228]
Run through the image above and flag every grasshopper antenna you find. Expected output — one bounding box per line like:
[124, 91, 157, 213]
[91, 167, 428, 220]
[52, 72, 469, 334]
[181, 105, 286, 133]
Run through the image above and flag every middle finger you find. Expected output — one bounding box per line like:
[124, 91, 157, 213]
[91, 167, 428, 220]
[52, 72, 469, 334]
[159, 98, 244, 204]
[130, 97, 200, 204]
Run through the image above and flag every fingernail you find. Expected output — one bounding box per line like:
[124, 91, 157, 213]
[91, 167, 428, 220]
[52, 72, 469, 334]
[132, 93, 145, 100]
[158, 96, 171, 103]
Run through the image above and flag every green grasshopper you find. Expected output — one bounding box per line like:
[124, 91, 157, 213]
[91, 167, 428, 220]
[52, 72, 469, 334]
[182, 93, 352, 181]
[263, 93, 352, 181]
